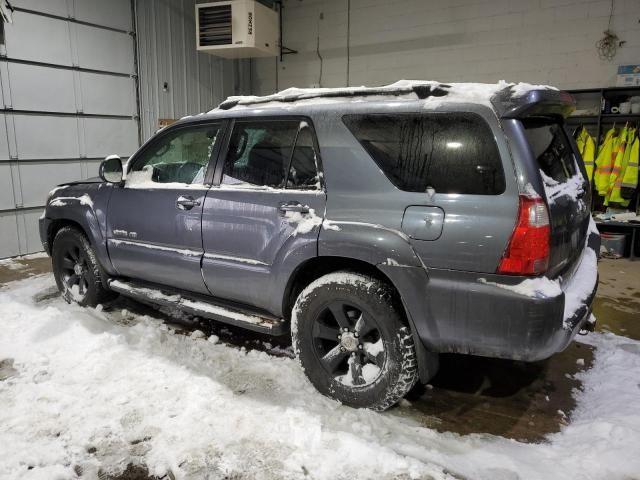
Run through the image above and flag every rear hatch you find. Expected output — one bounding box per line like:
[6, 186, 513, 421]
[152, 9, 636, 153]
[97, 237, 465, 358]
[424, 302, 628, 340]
[520, 118, 591, 278]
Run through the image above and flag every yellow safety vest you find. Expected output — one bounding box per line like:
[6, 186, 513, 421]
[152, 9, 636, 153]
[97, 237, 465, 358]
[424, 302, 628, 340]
[576, 127, 595, 183]
[594, 128, 616, 196]
[619, 133, 639, 203]
[605, 127, 633, 206]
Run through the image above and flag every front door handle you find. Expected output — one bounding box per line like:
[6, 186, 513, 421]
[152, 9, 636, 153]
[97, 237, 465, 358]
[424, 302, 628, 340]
[279, 202, 310, 215]
[176, 195, 200, 210]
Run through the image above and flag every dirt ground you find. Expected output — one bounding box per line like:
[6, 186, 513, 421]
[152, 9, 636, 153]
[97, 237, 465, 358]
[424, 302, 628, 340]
[1, 253, 638, 455]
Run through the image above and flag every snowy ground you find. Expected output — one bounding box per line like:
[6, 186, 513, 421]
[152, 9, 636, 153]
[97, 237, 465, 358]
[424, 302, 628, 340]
[1, 272, 640, 480]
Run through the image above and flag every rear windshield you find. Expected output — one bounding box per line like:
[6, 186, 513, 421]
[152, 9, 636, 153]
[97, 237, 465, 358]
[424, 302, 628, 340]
[343, 113, 505, 195]
[522, 119, 577, 182]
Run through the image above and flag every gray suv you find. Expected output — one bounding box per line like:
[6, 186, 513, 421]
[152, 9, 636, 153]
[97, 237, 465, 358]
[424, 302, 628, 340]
[39, 82, 599, 410]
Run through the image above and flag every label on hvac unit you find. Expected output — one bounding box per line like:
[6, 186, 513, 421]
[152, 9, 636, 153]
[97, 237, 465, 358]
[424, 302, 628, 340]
[247, 11, 253, 35]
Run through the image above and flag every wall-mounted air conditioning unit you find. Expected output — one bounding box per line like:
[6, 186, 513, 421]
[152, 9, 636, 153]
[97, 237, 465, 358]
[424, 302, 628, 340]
[196, 0, 278, 58]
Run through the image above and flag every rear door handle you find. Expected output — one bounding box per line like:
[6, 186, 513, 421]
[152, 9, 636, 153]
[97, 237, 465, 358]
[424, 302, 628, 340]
[279, 202, 310, 215]
[176, 195, 201, 210]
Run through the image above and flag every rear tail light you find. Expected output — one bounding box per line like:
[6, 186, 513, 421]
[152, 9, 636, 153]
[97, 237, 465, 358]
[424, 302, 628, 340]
[497, 195, 550, 275]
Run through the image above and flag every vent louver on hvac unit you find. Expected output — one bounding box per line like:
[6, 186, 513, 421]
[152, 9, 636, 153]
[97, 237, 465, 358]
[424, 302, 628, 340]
[196, 0, 278, 58]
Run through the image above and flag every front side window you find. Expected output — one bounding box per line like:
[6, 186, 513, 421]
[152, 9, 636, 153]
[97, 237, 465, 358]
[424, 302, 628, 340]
[222, 120, 320, 189]
[343, 113, 505, 195]
[127, 124, 221, 186]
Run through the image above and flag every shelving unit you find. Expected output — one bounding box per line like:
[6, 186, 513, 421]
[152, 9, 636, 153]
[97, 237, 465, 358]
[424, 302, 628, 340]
[566, 86, 640, 259]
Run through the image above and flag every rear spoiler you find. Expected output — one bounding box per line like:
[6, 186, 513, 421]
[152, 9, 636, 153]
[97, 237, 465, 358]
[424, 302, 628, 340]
[492, 89, 576, 119]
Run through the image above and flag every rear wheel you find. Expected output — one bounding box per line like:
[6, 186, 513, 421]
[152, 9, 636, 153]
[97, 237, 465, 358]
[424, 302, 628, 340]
[51, 226, 116, 307]
[292, 271, 418, 410]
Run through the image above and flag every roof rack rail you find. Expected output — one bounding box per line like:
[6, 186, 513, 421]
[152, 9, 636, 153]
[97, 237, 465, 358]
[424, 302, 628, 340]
[218, 83, 452, 110]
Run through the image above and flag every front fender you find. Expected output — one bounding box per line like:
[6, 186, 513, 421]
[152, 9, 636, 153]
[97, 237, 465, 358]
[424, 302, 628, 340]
[43, 184, 116, 275]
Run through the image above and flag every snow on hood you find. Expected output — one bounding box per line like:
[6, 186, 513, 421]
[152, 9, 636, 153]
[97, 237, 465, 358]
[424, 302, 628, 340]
[211, 80, 558, 112]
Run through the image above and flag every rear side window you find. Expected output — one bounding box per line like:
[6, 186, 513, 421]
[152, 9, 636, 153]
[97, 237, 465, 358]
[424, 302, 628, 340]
[522, 119, 577, 182]
[222, 120, 320, 190]
[343, 113, 505, 195]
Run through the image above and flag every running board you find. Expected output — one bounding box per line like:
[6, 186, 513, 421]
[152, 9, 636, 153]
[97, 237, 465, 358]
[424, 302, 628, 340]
[108, 279, 287, 335]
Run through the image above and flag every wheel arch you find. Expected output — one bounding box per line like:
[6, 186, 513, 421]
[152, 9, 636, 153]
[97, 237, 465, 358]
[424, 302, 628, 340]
[283, 256, 401, 321]
[282, 256, 439, 383]
[284, 255, 438, 384]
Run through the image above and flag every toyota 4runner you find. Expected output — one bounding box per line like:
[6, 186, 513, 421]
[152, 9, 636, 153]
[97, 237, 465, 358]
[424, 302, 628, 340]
[39, 81, 600, 410]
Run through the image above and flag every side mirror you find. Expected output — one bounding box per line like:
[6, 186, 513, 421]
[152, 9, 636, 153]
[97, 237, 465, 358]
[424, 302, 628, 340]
[99, 155, 123, 184]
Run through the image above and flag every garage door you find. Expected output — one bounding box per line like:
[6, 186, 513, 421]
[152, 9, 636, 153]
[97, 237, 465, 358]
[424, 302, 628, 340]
[0, 0, 139, 258]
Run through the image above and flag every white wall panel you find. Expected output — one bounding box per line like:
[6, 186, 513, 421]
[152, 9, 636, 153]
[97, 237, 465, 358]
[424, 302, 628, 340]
[84, 118, 138, 158]
[0, 3, 139, 258]
[80, 73, 136, 116]
[0, 213, 20, 258]
[10, 0, 68, 16]
[13, 116, 80, 160]
[0, 164, 16, 210]
[0, 116, 10, 160]
[74, 0, 132, 31]
[84, 159, 103, 178]
[252, 0, 640, 93]
[18, 162, 83, 208]
[3, 12, 73, 65]
[76, 24, 135, 74]
[18, 210, 45, 254]
[8, 64, 76, 113]
[135, 0, 251, 141]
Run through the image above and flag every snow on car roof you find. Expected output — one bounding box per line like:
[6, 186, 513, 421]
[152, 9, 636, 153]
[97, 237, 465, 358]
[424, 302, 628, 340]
[212, 80, 558, 112]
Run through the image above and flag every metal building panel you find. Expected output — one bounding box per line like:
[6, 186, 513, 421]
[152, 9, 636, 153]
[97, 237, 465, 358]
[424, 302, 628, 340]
[74, 0, 132, 31]
[3, 12, 73, 65]
[83, 159, 103, 178]
[18, 161, 83, 208]
[0, 213, 20, 258]
[0, 116, 10, 160]
[7, 63, 76, 113]
[10, 0, 69, 17]
[83, 118, 138, 158]
[13, 115, 80, 160]
[18, 209, 45, 254]
[76, 25, 134, 74]
[80, 72, 136, 116]
[0, 164, 16, 210]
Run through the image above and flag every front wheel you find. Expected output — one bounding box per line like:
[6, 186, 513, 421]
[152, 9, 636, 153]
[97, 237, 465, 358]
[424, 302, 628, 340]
[51, 226, 116, 307]
[292, 271, 418, 410]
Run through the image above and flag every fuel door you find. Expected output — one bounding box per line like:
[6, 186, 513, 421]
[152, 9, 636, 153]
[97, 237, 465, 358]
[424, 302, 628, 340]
[401, 206, 445, 241]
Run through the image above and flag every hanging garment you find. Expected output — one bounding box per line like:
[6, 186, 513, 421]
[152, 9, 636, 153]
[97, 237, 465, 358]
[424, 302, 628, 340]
[576, 127, 595, 182]
[604, 127, 632, 206]
[594, 127, 616, 196]
[619, 132, 639, 203]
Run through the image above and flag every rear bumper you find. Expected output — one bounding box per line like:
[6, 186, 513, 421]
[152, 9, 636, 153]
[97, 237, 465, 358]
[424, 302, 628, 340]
[380, 241, 599, 362]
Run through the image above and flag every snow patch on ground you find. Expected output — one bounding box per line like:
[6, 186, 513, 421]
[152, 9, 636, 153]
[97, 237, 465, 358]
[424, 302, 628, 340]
[0, 252, 48, 266]
[1, 275, 639, 480]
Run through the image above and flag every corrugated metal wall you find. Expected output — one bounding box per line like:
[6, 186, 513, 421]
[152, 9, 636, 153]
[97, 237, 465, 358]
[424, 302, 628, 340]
[135, 0, 251, 142]
[0, 0, 250, 258]
[0, 0, 139, 258]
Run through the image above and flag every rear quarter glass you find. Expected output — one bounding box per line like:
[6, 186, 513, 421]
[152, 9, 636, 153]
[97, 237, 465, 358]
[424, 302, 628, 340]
[342, 112, 506, 195]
